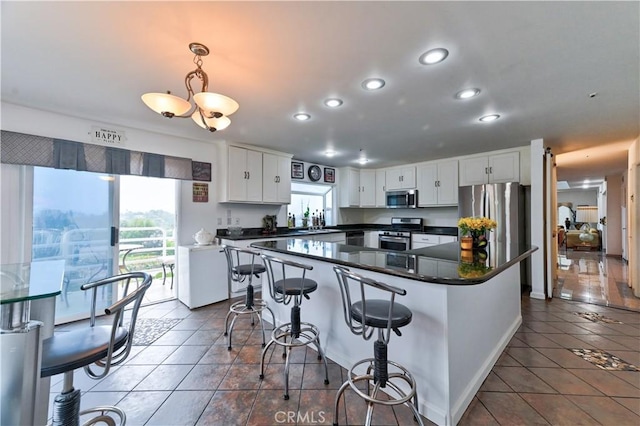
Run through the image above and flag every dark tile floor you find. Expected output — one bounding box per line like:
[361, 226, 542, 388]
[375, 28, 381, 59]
[50, 295, 640, 425]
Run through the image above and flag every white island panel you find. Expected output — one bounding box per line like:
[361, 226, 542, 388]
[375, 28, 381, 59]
[257, 245, 522, 426]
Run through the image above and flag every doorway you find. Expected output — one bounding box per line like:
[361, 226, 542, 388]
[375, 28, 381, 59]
[119, 175, 177, 305]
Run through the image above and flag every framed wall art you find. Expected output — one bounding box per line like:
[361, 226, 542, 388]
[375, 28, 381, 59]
[192, 161, 212, 181]
[291, 162, 304, 179]
[324, 167, 335, 183]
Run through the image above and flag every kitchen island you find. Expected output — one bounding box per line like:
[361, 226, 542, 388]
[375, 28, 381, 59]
[251, 239, 537, 426]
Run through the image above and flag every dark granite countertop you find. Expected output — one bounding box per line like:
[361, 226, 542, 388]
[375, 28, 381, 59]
[218, 224, 458, 241]
[250, 239, 537, 285]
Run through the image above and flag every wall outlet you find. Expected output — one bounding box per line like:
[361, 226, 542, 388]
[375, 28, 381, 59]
[227, 217, 232, 225]
[235, 217, 240, 225]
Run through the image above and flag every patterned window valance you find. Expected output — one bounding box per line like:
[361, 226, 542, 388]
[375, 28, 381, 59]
[1, 130, 197, 181]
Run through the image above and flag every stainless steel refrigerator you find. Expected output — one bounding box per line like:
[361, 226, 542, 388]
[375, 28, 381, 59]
[459, 182, 531, 291]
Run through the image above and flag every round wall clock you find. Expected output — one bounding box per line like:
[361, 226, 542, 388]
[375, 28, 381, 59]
[308, 165, 322, 181]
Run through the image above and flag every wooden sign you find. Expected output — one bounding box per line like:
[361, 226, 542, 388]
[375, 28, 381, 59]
[192, 183, 209, 202]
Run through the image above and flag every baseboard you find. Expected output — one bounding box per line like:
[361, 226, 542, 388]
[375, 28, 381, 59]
[450, 315, 522, 425]
[529, 291, 546, 300]
[605, 253, 623, 259]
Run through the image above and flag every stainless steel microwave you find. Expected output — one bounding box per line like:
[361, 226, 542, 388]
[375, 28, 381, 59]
[385, 189, 418, 209]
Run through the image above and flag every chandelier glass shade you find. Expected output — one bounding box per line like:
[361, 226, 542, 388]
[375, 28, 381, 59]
[141, 42, 238, 132]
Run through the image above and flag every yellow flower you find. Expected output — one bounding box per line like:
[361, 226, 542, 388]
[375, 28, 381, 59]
[458, 216, 497, 236]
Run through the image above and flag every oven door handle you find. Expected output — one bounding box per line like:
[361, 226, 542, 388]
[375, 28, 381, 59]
[379, 236, 410, 242]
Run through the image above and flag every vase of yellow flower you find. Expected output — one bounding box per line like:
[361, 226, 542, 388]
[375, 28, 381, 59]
[458, 216, 497, 249]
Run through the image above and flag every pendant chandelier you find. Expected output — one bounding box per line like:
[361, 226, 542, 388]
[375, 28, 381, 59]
[141, 42, 238, 132]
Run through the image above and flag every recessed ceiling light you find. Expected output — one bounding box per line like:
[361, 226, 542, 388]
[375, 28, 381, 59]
[419, 48, 449, 65]
[455, 88, 481, 100]
[362, 78, 385, 91]
[325, 150, 336, 157]
[479, 114, 500, 123]
[358, 158, 368, 165]
[293, 112, 311, 121]
[324, 98, 343, 108]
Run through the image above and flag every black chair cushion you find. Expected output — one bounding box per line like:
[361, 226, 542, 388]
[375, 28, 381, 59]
[350, 300, 412, 329]
[41, 325, 128, 378]
[274, 278, 318, 295]
[233, 263, 266, 276]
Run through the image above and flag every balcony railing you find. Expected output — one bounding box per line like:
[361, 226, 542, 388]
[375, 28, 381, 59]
[32, 226, 175, 287]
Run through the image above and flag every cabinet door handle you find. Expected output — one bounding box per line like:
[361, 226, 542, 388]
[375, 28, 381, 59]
[489, 166, 493, 174]
[244, 171, 247, 179]
[485, 167, 489, 175]
[247, 171, 250, 179]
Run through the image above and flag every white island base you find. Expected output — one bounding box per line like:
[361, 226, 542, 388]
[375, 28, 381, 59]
[259, 250, 522, 426]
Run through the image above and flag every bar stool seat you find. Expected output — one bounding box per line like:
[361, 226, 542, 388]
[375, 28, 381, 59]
[223, 246, 274, 350]
[41, 272, 152, 426]
[274, 277, 318, 295]
[259, 254, 330, 400]
[333, 266, 424, 426]
[351, 300, 412, 329]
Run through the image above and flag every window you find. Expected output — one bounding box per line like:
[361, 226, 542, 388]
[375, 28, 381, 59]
[288, 182, 334, 227]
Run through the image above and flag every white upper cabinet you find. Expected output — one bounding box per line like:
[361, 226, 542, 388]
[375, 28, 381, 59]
[221, 144, 292, 204]
[228, 146, 263, 202]
[385, 166, 416, 190]
[359, 170, 376, 207]
[263, 153, 291, 204]
[459, 151, 520, 186]
[339, 168, 360, 207]
[417, 160, 458, 206]
[375, 170, 386, 207]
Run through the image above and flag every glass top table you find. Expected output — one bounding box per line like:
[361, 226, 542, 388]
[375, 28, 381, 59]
[1, 260, 65, 305]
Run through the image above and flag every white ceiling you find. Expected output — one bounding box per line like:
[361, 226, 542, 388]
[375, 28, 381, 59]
[2, 1, 638, 181]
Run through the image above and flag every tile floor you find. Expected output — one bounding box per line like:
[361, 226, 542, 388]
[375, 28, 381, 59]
[555, 249, 639, 311]
[49, 292, 640, 426]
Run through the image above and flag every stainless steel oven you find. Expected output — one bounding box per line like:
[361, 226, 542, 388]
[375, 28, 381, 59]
[378, 217, 423, 251]
[378, 233, 411, 251]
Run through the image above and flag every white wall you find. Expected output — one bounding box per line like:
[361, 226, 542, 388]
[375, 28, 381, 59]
[605, 175, 623, 256]
[557, 189, 598, 206]
[0, 102, 288, 247]
[628, 139, 639, 295]
[361, 207, 458, 227]
[529, 139, 545, 300]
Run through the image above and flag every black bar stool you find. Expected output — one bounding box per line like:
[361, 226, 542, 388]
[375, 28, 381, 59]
[332, 266, 424, 426]
[259, 253, 330, 400]
[41, 272, 152, 426]
[223, 246, 275, 350]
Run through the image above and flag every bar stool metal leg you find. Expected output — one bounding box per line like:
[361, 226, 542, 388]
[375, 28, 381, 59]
[332, 266, 425, 426]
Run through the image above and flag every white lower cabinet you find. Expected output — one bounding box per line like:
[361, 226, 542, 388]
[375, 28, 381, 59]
[412, 234, 457, 250]
[177, 245, 228, 309]
[364, 231, 381, 248]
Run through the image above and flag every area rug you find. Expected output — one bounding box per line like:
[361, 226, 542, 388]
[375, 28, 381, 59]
[570, 348, 639, 371]
[130, 318, 181, 346]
